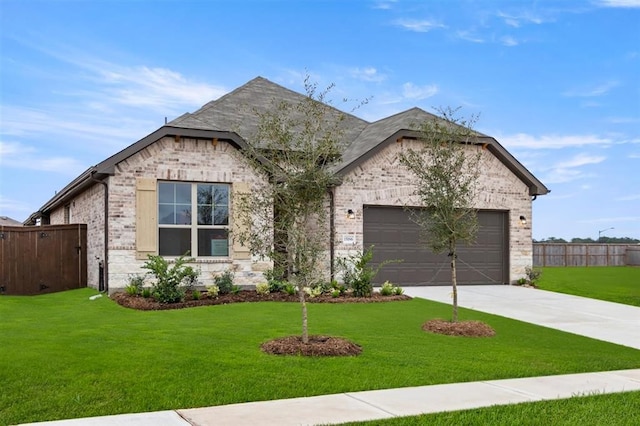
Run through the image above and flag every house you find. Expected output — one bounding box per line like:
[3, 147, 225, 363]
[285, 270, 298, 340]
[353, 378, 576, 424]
[26, 77, 549, 292]
[0, 216, 23, 226]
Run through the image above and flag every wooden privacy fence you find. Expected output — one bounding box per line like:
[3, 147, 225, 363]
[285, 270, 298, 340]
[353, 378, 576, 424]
[0, 224, 87, 295]
[533, 243, 638, 267]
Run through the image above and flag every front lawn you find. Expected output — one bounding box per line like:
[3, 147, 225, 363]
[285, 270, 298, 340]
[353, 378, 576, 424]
[2, 288, 639, 424]
[538, 266, 640, 306]
[341, 390, 640, 426]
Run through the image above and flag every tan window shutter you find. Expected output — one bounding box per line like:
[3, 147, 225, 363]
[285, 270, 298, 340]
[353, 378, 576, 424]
[232, 182, 251, 260]
[136, 178, 157, 260]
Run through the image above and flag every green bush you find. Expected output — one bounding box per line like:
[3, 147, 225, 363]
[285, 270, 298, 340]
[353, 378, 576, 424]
[256, 282, 270, 295]
[380, 281, 394, 296]
[337, 246, 399, 297]
[393, 285, 404, 295]
[141, 254, 199, 304]
[192, 290, 202, 300]
[284, 282, 296, 295]
[206, 284, 219, 298]
[263, 268, 287, 293]
[125, 274, 145, 296]
[525, 266, 542, 286]
[213, 270, 235, 295]
[141, 288, 152, 298]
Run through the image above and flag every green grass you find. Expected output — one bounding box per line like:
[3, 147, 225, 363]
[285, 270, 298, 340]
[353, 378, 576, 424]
[2, 288, 640, 424]
[340, 391, 640, 425]
[537, 266, 640, 306]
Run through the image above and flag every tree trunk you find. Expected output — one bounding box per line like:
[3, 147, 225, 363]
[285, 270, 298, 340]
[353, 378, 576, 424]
[299, 285, 309, 344]
[450, 241, 458, 323]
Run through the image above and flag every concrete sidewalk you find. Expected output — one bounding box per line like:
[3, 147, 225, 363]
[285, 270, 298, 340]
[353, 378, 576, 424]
[22, 369, 640, 426]
[403, 285, 640, 350]
[20, 285, 640, 426]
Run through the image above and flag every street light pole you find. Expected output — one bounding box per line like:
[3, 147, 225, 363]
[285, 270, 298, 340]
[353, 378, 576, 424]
[598, 227, 614, 241]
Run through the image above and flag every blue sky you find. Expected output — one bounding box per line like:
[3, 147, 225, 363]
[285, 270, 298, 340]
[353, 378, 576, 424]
[0, 0, 638, 240]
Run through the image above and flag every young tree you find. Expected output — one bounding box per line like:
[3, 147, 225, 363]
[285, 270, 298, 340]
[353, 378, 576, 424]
[235, 77, 353, 344]
[398, 108, 482, 322]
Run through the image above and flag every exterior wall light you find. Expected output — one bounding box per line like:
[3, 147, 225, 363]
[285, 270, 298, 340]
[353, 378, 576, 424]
[519, 215, 527, 225]
[347, 209, 356, 219]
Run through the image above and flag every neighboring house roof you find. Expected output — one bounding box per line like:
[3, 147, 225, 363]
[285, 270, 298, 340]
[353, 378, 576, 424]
[26, 76, 549, 224]
[0, 216, 23, 226]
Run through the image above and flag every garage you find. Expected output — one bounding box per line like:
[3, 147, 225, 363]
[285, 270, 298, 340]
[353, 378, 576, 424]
[363, 206, 509, 286]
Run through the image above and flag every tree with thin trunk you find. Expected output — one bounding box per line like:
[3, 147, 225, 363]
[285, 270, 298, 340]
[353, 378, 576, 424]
[398, 108, 482, 322]
[235, 77, 358, 344]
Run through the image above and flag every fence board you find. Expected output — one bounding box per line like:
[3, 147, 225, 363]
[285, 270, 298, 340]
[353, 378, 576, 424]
[0, 224, 87, 295]
[533, 243, 632, 267]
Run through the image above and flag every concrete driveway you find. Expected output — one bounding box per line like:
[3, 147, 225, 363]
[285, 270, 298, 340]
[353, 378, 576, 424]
[403, 285, 640, 350]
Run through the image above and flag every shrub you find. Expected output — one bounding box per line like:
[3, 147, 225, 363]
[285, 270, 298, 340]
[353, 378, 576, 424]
[284, 282, 296, 295]
[380, 281, 394, 296]
[256, 282, 270, 295]
[142, 254, 199, 304]
[125, 274, 145, 296]
[213, 270, 235, 295]
[393, 285, 404, 295]
[337, 246, 399, 297]
[141, 288, 152, 298]
[525, 266, 542, 286]
[192, 290, 202, 300]
[516, 277, 527, 286]
[206, 284, 219, 298]
[331, 289, 341, 298]
[263, 268, 286, 293]
[231, 285, 242, 294]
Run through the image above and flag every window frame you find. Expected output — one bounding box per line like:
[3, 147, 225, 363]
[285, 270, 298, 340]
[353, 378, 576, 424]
[157, 181, 230, 258]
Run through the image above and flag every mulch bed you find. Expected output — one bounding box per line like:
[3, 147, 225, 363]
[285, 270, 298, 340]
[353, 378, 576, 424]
[261, 335, 363, 357]
[111, 290, 411, 311]
[422, 319, 496, 337]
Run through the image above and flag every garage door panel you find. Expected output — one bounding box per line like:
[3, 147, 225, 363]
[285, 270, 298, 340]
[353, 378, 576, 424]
[363, 206, 508, 286]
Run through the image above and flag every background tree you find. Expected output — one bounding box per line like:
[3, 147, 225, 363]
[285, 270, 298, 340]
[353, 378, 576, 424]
[235, 77, 357, 344]
[398, 108, 482, 323]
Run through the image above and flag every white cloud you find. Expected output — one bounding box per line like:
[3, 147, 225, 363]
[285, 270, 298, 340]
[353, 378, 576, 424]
[393, 19, 446, 32]
[501, 36, 519, 46]
[498, 133, 613, 149]
[0, 195, 34, 217]
[96, 65, 227, 111]
[0, 141, 87, 175]
[541, 153, 606, 183]
[350, 67, 386, 82]
[402, 82, 438, 100]
[372, 0, 397, 10]
[563, 80, 620, 97]
[456, 30, 485, 43]
[596, 0, 640, 8]
[496, 10, 546, 27]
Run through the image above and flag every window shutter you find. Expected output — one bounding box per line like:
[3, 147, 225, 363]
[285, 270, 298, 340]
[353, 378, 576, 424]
[232, 182, 251, 260]
[136, 178, 157, 260]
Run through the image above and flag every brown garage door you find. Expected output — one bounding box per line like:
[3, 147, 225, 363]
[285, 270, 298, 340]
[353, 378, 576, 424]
[363, 206, 508, 286]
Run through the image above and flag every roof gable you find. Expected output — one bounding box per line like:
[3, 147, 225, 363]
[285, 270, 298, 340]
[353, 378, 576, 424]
[27, 77, 549, 222]
[170, 76, 369, 146]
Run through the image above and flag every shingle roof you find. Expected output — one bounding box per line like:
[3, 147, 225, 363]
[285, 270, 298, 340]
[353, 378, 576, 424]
[0, 216, 23, 226]
[27, 76, 549, 222]
[169, 76, 369, 146]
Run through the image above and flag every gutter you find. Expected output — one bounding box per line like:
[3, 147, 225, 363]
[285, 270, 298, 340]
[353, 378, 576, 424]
[91, 172, 109, 293]
[328, 188, 336, 281]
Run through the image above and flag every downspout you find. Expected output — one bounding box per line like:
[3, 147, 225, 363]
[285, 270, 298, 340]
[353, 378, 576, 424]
[328, 188, 336, 282]
[91, 172, 109, 293]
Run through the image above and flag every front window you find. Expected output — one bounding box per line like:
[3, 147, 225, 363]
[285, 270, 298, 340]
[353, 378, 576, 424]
[158, 182, 229, 257]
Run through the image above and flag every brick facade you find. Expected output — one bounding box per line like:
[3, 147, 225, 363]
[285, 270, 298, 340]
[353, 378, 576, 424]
[51, 137, 270, 291]
[333, 139, 532, 283]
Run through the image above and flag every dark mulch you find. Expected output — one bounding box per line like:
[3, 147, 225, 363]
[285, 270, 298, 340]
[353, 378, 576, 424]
[261, 335, 363, 357]
[422, 319, 496, 337]
[111, 290, 411, 311]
